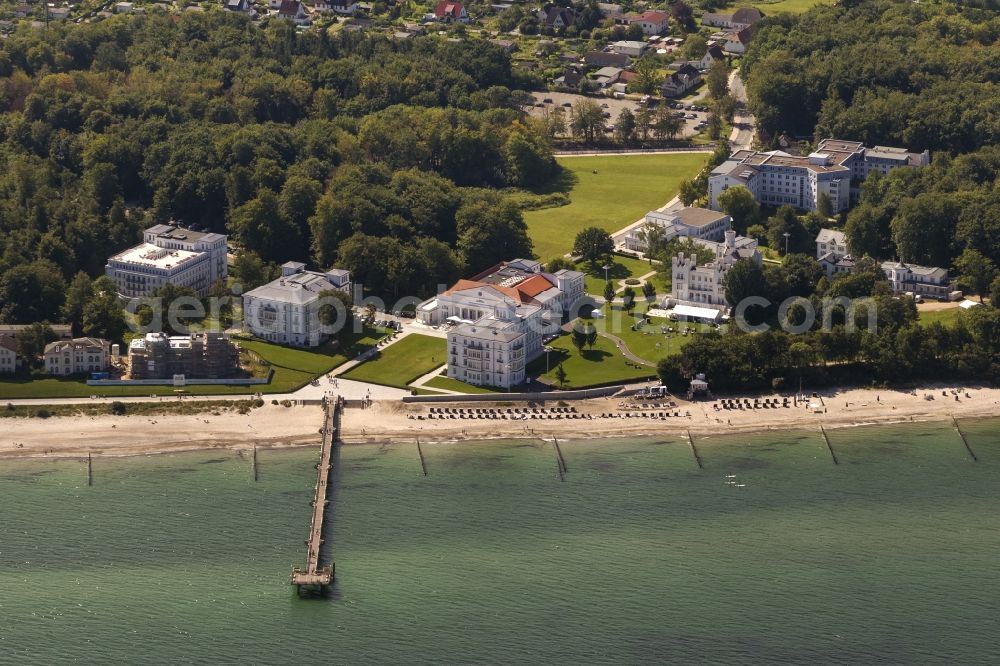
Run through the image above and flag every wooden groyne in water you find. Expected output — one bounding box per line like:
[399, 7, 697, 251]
[686, 430, 703, 469]
[820, 426, 839, 465]
[87, 452, 93, 487]
[952, 416, 978, 462]
[416, 438, 428, 476]
[252, 445, 259, 482]
[290, 395, 341, 597]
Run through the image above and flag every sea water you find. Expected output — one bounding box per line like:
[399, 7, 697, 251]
[1, 419, 999, 664]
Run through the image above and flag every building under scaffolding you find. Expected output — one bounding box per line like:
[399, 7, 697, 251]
[128, 332, 241, 380]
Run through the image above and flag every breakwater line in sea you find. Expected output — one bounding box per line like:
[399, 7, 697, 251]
[820, 426, 839, 465]
[952, 416, 978, 462]
[686, 430, 703, 469]
[416, 438, 428, 476]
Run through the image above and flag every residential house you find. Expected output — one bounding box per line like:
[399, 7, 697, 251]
[129, 332, 240, 380]
[669, 230, 761, 313]
[224, 0, 255, 13]
[47, 6, 71, 19]
[491, 38, 518, 52]
[661, 63, 701, 98]
[434, 0, 468, 22]
[592, 66, 623, 88]
[818, 253, 856, 279]
[881, 261, 951, 299]
[13, 4, 31, 18]
[815, 229, 847, 259]
[553, 68, 585, 90]
[701, 6, 762, 29]
[584, 50, 631, 68]
[0, 335, 18, 374]
[242, 262, 352, 348]
[417, 259, 584, 389]
[44, 338, 110, 376]
[0, 324, 72, 340]
[708, 139, 930, 213]
[699, 44, 726, 70]
[114, 1, 133, 12]
[723, 26, 753, 55]
[538, 5, 575, 29]
[622, 208, 733, 253]
[315, 0, 358, 13]
[611, 40, 648, 57]
[106, 224, 228, 298]
[627, 9, 668, 35]
[277, 0, 310, 23]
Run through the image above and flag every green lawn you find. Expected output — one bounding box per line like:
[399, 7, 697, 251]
[592, 308, 712, 364]
[341, 334, 447, 389]
[424, 376, 502, 394]
[523, 153, 710, 263]
[529, 334, 655, 389]
[918, 306, 964, 327]
[0, 326, 390, 400]
[738, 0, 833, 13]
[581, 254, 658, 295]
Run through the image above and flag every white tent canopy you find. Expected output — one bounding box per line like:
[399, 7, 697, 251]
[670, 304, 723, 323]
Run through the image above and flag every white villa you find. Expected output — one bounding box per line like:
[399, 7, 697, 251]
[708, 139, 930, 214]
[44, 337, 110, 376]
[242, 262, 351, 347]
[667, 230, 761, 314]
[881, 261, 952, 300]
[106, 224, 228, 298]
[815, 228, 854, 278]
[0, 335, 17, 374]
[622, 207, 732, 253]
[418, 259, 585, 389]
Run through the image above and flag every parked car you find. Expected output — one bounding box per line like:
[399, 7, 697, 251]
[561, 102, 572, 107]
[542, 98, 553, 103]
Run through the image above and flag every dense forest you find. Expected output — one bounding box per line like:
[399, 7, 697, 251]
[0, 13, 555, 324]
[744, 0, 1000, 153]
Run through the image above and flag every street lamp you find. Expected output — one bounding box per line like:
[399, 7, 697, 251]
[544, 345, 553, 373]
[783, 231, 791, 256]
[603, 263, 611, 283]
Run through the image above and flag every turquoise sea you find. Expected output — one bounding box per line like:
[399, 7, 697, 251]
[2, 419, 999, 664]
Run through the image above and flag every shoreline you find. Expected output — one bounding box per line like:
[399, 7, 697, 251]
[0, 385, 996, 461]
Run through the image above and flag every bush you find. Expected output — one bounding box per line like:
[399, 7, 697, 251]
[280, 399, 292, 408]
[109, 401, 128, 415]
[624, 278, 641, 286]
[251, 398, 264, 408]
[271, 399, 279, 405]
[34, 408, 51, 419]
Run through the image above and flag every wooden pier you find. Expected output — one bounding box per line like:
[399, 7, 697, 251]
[290, 395, 341, 597]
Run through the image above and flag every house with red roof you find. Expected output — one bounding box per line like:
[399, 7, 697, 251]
[625, 9, 668, 35]
[434, 0, 468, 23]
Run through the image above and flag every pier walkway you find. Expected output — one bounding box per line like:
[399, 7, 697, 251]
[290, 394, 341, 596]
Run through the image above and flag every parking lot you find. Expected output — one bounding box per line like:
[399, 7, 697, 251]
[526, 91, 711, 139]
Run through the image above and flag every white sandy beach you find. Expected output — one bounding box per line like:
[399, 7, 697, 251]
[1, 385, 997, 459]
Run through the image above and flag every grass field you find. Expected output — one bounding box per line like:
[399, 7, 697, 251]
[580, 254, 658, 295]
[341, 334, 447, 389]
[738, 0, 833, 13]
[0, 326, 390, 400]
[523, 153, 710, 262]
[528, 334, 655, 389]
[424, 376, 501, 394]
[918, 306, 964, 327]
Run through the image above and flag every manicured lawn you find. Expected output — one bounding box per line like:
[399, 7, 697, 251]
[529, 334, 655, 389]
[739, 0, 833, 13]
[918, 306, 964, 327]
[592, 308, 712, 364]
[0, 326, 390, 400]
[580, 254, 658, 295]
[523, 153, 710, 262]
[341, 334, 447, 389]
[425, 376, 502, 394]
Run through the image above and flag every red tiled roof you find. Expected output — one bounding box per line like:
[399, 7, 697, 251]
[444, 274, 555, 305]
[639, 10, 668, 22]
[434, 0, 463, 17]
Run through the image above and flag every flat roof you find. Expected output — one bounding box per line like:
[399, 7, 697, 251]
[672, 304, 723, 321]
[146, 224, 225, 244]
[674, 207, 729, 228]
[110, 243, 201, 270]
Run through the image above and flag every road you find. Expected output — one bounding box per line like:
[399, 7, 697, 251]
[728, 71, 755, 151]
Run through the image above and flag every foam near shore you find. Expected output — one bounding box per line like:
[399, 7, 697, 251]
[1, 385, 997, 459]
